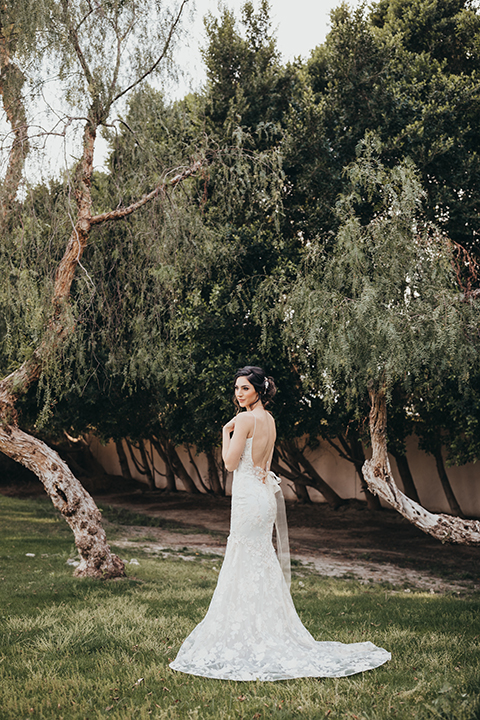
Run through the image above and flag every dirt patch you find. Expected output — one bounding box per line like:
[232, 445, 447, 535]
[97, 490, 480, 594]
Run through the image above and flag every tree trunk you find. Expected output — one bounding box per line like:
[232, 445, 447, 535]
[433, 446, 464, 518]
[0, 425, 124, 578]
[0, 4, 199, 577]
[0, 34, 29, 219]
[186, 444, 211, 493]
[165, 440, 200, 493]
[150, 438, 177, 492]
[363, 386, 480, 544]
[165, 463, 177, 493]
[284, 441, 346, 509]
[115, 439, 132, 480]
[206, 448, 224, 496]
[346, 432, 382, 511]
[391, 450, 421, 504]
[293, 481, 312, 504]
[138, 439, 155, 490]
[273, 448, 311, 503]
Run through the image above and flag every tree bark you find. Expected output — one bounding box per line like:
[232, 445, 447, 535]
[283, 441, 346, 509]
[138, 439, 155, 490]
[165, 462, 177, 493]
[363, 386, 480, 544]
[273, 448, 311, 503]
[0, 425, 124, 578]
[165, 440, 200, 493]
[0, 30, 29, 219]
[390, 450, 421, 504]
[206, 448, 225, 496]
[115, 439, 132, 480]
[340, 432, 381, 511]
[272, 442, 347, 510]
[293, 481, 312, 504]
[150, 437, 177, 492]
[433, 446, 464, 518]
[186, 444, 211, 493]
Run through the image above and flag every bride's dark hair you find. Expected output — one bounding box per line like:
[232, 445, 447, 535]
[233, 365, 277, 408]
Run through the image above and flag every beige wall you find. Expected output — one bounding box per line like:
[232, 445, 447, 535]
[88, 434, 480, 517]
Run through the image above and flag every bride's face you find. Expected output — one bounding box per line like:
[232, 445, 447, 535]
[235, 376, 258, 409]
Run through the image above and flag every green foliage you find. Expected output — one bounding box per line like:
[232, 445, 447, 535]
[3, 0, 480, 488]
[291, 0, 480, 252]
[1, 496, 480, 719]
[0, 180, 70, 378]
[371, 0, 480, 74]
[287, 135, 478, 406]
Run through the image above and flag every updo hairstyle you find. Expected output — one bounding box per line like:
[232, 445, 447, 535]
[233, 365, 277, 408]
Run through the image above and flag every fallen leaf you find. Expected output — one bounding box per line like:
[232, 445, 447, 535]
[105, 706, 114, 712]
[237, 695, 246, 701]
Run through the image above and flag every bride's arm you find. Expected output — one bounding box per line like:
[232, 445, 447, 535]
[222, 413, 252, 471]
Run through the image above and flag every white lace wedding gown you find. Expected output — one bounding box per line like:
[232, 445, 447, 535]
[169, 436, 391, 681]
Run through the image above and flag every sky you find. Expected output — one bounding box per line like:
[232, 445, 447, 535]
[90, 0, 359, 170]
[1, 0, 362, 179]
[170, 0, 358, 99]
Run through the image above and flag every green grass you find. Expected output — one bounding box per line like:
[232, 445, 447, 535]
[0, 495, 479, 720]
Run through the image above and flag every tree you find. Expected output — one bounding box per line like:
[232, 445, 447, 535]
[287, 135, 480, 543]
[0, 0, 200, 577]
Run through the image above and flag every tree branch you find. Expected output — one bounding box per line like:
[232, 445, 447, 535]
[111, 0, 190, 105]
[61, 0, 95, 89]
[90, 160, 202, 225]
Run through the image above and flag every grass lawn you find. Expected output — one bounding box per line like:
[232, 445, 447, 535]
[0, 495, 479, 720]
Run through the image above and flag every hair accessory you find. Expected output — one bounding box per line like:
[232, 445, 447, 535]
[264, 379, 269, 391]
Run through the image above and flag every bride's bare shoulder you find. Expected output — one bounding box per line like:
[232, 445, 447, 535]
[235, 412, 255, 431]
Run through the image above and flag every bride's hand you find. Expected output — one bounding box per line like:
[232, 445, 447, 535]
[223, 418, 236, 435]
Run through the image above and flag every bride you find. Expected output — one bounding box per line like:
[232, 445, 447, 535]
[170, 366, 391, 681]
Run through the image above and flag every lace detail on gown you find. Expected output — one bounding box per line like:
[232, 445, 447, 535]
[169, 438, 391, 681]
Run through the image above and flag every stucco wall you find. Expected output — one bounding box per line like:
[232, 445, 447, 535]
[88, 434, 480, 517]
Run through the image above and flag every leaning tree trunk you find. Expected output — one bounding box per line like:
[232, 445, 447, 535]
[150, 438, 177, 492]
[433, 445, 464, 518]
[390, 450, 421, 504]
[0, 2, 199, 577]
[0, 116, 126, 577]
[272, 448, 344, 508]
[206, 448, 224, 496]
[284, 441, 346, 509]
[115, 439, 132, 480]
[0, 425, 124, 577]
[138, 439, 156, 490]
[165, 440, 200, 493]
[363, 386, 480, 544]
[342, 432, 381, 511]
